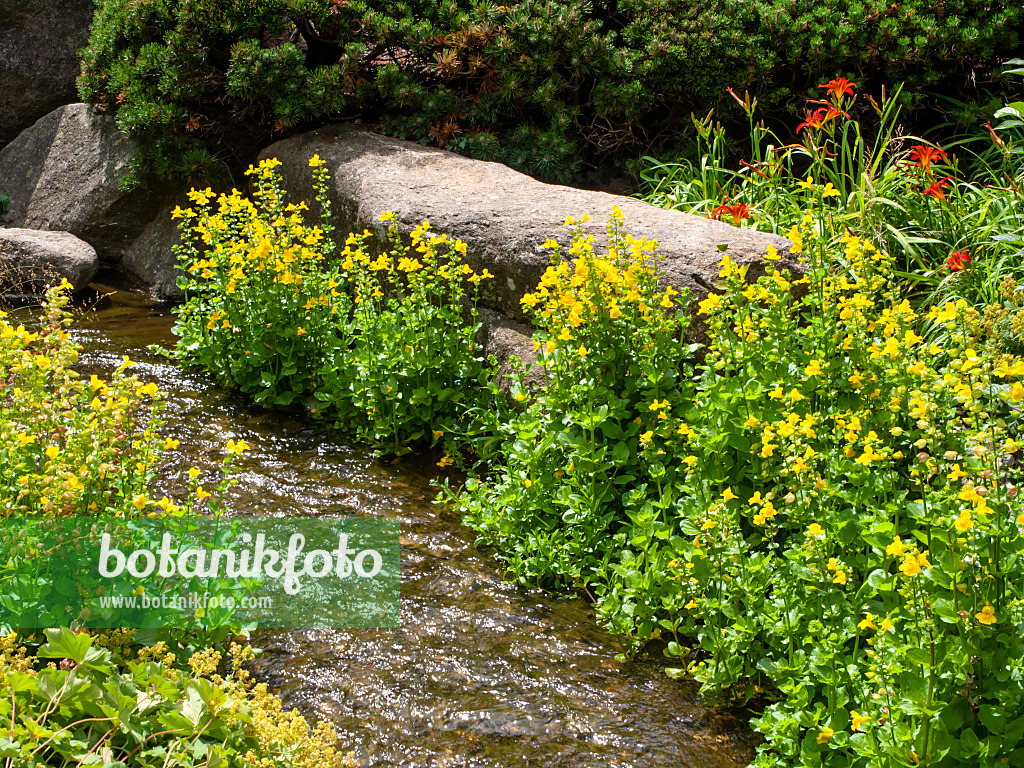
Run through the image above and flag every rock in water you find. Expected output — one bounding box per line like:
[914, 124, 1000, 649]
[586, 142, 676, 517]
[121, 205, 187, 301]
[0, 103, 162, 263]
[0, 0, 94, 149]
[0, 228, 99, 295]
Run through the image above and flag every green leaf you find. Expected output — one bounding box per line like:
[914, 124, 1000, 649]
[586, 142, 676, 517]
[39, 628, 94, 666]
[960, 727, 980, 756]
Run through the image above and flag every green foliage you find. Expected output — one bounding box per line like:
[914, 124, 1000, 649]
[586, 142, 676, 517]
[79, 0, 1024, 187]
[448, 209, 695, 588]
[0, 286, 347, 767]
[0, 284, 167, 516]
[312, 214, 498, 456]
[641, 75, 1024, 311]
[171, 157, 344, 407]
[0, 631, 349, 767]
[0, 191, 9, 214]
[454, 212, 1024, 767]
[0, 283, 257, 636]
[172, 157, 500, 455]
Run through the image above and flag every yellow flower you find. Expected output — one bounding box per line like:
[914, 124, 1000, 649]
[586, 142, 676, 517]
[639, 430, 654, 444]
[188, 467, 201, 479]
[520, 293, 540, 308]
[195, 486, 211, 500]
[308, 154, 324, 167]
[821, 182, 840, 198]
[858, 614, 877, 630]
[816, 727, 834, 744]
[137, 382, 159, 397]
[226, 439, 251, 455]
[132, 494, 148, 511]
[885, 536, 907, 557]
[17, 433, 36, 447]
[976, 604, 997, 625]
[833, 570, 847, 585]
[899, 553, 922, 577]
[90, 374, 106, 391]
[697, 293, 721, 315]
[851, 711, 870, 731]
[806, 523, 824, 538]
[296, 327, 307, 336]
[954, 510, 973, 532]
[524, 478, 532, 488]
[437, 455, 455, 468]
[45, 446, 60, 460]
[722, 487, 737, 502]
[804, 359, 822, 377]
[34, 354, 51, 369]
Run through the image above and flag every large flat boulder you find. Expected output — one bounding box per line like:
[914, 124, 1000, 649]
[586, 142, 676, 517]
[0, 103, 163, 263]
[0, 0, 94, 149]
[258, 127, 795, 329]
[0, 228, 98, 295]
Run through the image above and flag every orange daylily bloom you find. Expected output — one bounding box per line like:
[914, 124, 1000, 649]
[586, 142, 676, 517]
[818, 77, 856, 100]
[710, 202, 752, 225]
[908, 144, 948, 174]
[922, 176, 954, 201]
[945, 249, 971, 271]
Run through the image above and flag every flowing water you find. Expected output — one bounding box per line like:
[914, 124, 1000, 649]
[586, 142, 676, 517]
[33, 285, 757, 768]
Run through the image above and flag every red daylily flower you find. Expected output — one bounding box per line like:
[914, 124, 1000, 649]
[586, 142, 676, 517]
[908, 145, 948, 174]
[945, 249, 971, 271]
[796, 106, 846, 134]
[710, 202, 752, 225]
[922, 176, 954, 201]
[818, 77, 856, 101]
[797, 107, 828, 133]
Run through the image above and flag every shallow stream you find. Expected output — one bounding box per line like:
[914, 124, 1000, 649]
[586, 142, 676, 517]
[40, 286, 756, 768]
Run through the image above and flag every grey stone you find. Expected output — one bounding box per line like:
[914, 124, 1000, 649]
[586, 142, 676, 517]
[258, 126, 797, 341]
[477, 309, 545, 393]
[0, 0, 94, 148]
[122, 205, 187, 301]
[0, 228, 98, 294]
[0, 103, 163, 263]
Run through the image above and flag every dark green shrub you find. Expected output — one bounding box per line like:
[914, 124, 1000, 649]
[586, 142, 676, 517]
[78, 0, 1024, 187]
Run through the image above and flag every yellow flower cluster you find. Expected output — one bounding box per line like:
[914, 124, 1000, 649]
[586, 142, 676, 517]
[1, 285, 170, 516]
[519, 206, 678, 355]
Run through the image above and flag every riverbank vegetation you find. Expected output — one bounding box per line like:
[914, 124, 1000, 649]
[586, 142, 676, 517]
[167, 74, 1024, 761]
[0, 285, 351, 766]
